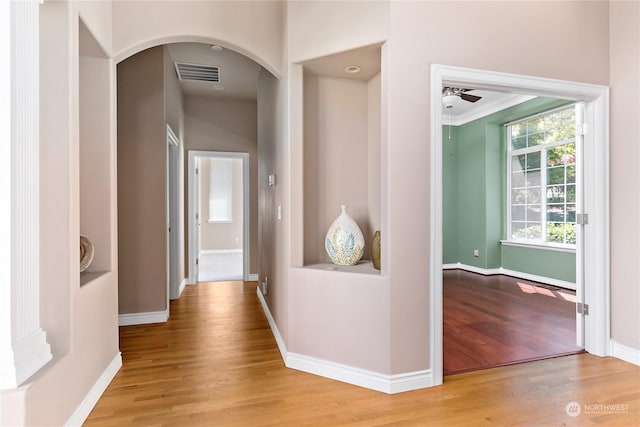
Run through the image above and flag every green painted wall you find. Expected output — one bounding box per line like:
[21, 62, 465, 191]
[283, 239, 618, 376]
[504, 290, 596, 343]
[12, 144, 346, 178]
[501, 245, 576, 283]
[442, 97, 576, 283]
[442, 125, 459, 263]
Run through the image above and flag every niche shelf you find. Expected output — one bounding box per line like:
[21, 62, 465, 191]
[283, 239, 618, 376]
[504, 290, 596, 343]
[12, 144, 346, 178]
[79, 18, 112, 285]
[300, 43, 384, 273]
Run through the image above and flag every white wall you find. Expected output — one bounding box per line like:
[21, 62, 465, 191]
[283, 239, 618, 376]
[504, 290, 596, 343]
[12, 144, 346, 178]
[303, 73, 370, 264]
[385, 0, 611, 374]
[288, 0, 392, 374]
[2, 1, 284, 425]
[610, 0, 640, 351]
[112, 0, 283, 76]
[12, 1, 121, 425]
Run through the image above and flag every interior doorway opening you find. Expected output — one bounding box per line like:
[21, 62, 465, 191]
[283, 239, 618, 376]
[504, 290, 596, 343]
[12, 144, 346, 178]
[430, 64, 610, 386]
[440, 94, 584, 375]
[188, 151, 250, 283]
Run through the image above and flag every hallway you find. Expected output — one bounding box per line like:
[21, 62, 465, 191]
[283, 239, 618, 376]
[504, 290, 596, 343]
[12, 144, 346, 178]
[83, 281, 640, 426]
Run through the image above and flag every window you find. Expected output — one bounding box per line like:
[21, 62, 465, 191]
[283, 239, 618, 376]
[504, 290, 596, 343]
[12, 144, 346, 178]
[209, 158, 233, 222]
[507, 105, 577, 247]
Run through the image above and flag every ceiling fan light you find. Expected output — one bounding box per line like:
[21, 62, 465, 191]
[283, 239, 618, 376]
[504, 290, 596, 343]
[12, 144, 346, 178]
[442, 94, 459, 109]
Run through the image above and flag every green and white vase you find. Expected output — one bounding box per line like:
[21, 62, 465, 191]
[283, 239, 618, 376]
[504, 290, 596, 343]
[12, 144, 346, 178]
[325, 205, 364, 266]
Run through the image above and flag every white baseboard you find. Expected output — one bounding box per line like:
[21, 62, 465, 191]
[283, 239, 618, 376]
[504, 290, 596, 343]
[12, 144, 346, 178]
[286, 353, 432, 394]
[199, 249, 242, 255]
[118, 310, 169, 326]
[256, 287, 287, 361]
[248, 274, 259, 282]
[255, 288, 432, 394]
[178, 278, 187, 297]
[65, 352, 122, 427]
[443, 262, 576, 290]
[611, 340, 640, 366]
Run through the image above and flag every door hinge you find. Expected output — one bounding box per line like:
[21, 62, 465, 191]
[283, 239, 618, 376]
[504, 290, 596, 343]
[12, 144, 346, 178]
[195, 168, 199, 174]
[578, 123, 588, 137]
[576, 213, 589, 225]
[196, 213, 199, 221]
[196, 258, 199, 265]
[577, 302, 589, 315]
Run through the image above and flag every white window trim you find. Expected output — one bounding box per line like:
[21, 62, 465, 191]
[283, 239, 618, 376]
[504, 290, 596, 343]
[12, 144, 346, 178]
[499, 239, 576, 254]
[505, 105, 577, 248]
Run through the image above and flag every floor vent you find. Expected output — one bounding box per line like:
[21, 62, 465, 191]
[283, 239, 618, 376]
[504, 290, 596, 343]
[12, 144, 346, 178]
[174, 62, 220, 82]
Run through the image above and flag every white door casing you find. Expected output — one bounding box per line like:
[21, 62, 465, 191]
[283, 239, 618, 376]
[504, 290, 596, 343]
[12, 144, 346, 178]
[188, 150, 250, 283]
[430, 64, 610, 386]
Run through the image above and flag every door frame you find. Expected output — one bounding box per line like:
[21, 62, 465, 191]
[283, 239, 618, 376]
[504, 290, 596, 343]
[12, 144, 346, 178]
[188, 150, 250, 283]
[166, 124, 180, 303]
[429, 64, 610, 386]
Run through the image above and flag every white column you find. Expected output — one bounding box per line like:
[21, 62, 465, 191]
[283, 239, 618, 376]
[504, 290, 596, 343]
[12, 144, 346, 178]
[0, 0, 52, 390]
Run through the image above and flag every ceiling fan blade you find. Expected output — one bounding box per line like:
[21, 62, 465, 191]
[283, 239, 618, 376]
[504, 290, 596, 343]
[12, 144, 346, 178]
[460, 93, 482, 103]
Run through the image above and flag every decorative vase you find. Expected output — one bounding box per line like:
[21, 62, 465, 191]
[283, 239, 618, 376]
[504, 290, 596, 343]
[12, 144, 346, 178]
[325, 205, 365, 266]
[80, 234, 94, 273]
[372, 230, 381, 270]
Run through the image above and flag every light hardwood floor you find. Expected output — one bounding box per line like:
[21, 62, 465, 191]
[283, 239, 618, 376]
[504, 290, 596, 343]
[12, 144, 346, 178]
[84, 281, 640, 426]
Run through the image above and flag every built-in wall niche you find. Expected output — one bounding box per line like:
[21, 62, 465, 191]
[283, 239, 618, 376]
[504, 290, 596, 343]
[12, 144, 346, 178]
[302, 43, 383, 273]
[79, 18, 112, 285]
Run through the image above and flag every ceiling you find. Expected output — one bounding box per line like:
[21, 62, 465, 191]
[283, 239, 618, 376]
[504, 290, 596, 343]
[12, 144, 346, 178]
[166, 42, 262, 100]
[166, 42, 532, 123]
[442, 89, 535, 126]
[301, 43, 382, 81]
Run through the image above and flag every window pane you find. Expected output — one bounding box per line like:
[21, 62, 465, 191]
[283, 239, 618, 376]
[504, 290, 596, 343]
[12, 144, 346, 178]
[513, 155, 526, 171]
[527, 205, 541, 221]
[512, 205, 525, 221]
[512, 188, 527, 204]
[547, 166, 565, 185]
[512, 171, 525, 187]
[566, 184, 576, 202]
[526, 170, 541, 187]
[526, 151, 541, 170]
[547, 204, 565, 222]
[527, 188, 541, 204]
[566, 165, 576, 183]
[563, 143, 576, 165]
[547, 222, 566, 243]
[512, 136, 526, 150]
[511, 123, 526, 139]
[511, 221, 527, 239]
[526, 223, 541, 239]
[545, 109, 575, 142]
[528, 132, 544, 147]
[547, 185, 565, 203]
[527, 117, 544, 133]
[547, 146, 565, 166]
[566, 204, 576, 222]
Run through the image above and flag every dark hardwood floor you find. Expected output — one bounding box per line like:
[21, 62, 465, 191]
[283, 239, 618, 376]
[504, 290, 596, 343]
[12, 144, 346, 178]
[444, 269, 583, 375]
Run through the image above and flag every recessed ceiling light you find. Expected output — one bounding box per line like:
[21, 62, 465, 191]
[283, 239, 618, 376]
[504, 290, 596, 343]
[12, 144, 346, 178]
[210, 45, 223, 52]
[212, 85, 224, 91]
[344, 65, 361, 74]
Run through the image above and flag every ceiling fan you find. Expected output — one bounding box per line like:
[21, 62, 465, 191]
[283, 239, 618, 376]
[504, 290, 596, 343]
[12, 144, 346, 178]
[442, 87, 482, 108]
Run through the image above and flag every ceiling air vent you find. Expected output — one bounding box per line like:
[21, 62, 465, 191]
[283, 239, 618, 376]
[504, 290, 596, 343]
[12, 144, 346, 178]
[174, 62, 220, 82]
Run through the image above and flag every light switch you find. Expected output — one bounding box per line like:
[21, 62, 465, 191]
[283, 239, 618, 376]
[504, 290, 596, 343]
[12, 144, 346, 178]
[277, 205, 282, 220]
[268, 174, 276, 187]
